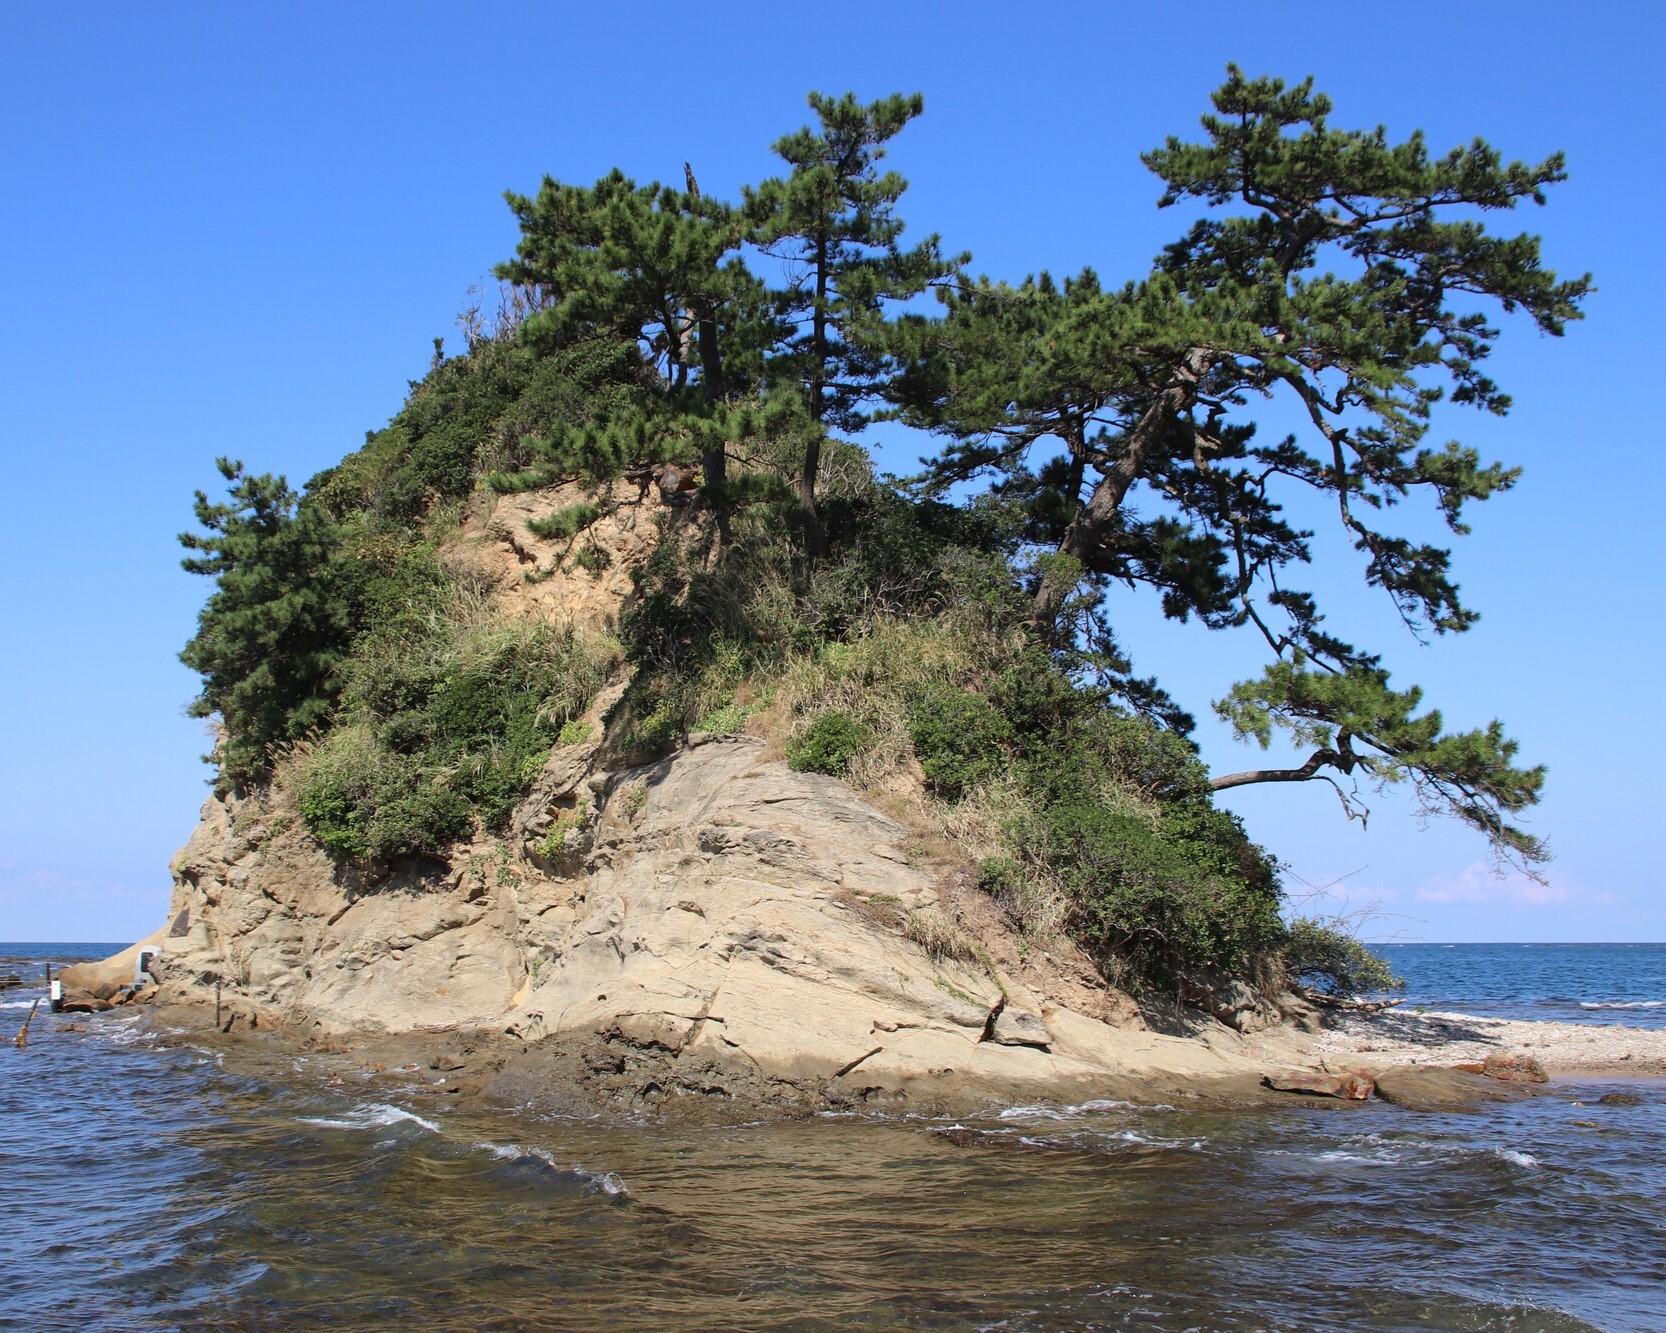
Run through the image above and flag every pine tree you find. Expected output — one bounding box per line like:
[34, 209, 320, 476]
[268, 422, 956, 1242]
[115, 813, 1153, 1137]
[495, 170, 776, 512]
[179, 459, 347, 785]
[746, 92, 960, 550]
[900, 67, 1590, 866]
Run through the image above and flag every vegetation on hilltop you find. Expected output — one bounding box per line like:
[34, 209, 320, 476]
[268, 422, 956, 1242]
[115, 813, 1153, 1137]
[178, 69, 1585, 995]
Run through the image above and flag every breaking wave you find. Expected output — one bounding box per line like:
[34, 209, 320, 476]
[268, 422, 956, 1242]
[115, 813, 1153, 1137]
[474, 1141, 628, 1196]
[297, 1102, 441, 1134]
[1579, 999, 1665, 1010]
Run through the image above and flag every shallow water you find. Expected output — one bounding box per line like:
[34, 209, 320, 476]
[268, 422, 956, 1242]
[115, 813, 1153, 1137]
[4, 945, 1665, 1330]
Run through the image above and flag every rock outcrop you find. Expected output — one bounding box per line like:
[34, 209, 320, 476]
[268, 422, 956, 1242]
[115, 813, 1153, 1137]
[114, 723, 1301, 1118]
[84, 467, 1310, 1119]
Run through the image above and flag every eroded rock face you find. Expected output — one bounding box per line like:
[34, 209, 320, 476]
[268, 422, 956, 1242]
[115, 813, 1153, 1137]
[453, 473, 699, 636]
[139, 732, 1288, 1118]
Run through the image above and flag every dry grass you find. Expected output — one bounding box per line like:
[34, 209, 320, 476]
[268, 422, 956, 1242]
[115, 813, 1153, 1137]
[903, 908, 978, 964]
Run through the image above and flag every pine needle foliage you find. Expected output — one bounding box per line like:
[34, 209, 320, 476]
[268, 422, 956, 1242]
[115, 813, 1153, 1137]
[892, 65, 1587, 870]
[179, 460, 350, 786]
[526, 502, 601, 541]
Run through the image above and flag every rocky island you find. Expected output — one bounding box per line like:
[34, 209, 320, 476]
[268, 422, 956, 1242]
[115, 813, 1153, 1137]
[62, 70, 1626, 1121]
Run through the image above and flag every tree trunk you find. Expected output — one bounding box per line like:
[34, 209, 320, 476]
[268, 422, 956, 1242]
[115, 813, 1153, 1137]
[1210, 732, 1358, 793]
[684, 163, 729, 530]
[1031, 348, 1213, 631]
[696, 307, 727, 498]
[798, 229, 831, 558]
[1208, 751, 1341, 790]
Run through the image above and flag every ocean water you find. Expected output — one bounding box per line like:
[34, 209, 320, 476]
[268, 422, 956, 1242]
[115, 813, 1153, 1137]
[1376, 942, 1666, 1028]
[3, 942, 1664, 1330]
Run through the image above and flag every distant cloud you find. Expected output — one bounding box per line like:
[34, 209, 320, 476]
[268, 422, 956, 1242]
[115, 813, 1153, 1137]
[1414, 862, 1613, 909]
[0, 861, 147, 905]
[0, 860, 168, 940]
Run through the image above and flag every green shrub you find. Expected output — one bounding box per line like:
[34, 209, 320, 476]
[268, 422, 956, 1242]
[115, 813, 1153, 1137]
[573, 543, 611, 574]
[625, 691, 686, 754]
[417, 621, 613, 827]
[400, 343, 532, 502]
[532, 807, 590, 860]
[695, 688, 770, 736]
[990, 717, 1283, 990]
[558, 718, 593, 746]
[1284, 918, 1404, 997]
[906, 684, 1009, 797]
[1009, 792, 1282, 990]
[526, 502, 601, 541]
[787, 711, 873, 776]
[296, 597, 617, 861]
[1092, 716, 1211, 803]
[297, 726, 473, 862]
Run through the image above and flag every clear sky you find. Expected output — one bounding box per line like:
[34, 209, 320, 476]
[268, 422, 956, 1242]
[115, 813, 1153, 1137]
[2, 2, 1660, 943]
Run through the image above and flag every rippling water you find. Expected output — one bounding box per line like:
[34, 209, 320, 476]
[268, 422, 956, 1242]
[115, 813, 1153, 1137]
[1378, 943, 1666, 1028]
[4, 944, 1665, 1330]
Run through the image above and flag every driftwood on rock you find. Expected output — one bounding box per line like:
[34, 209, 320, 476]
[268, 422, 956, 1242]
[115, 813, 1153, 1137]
[13, 998, 40, 1049]
[1293, 987, 1403, 1013]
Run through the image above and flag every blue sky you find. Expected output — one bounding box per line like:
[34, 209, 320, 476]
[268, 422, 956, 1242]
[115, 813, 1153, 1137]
[2, 2, 1660, 943]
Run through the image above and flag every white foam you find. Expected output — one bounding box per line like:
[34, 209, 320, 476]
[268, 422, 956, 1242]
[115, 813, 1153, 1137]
[480, 1139, 544, 1162]
[102, 1018, 156, 1047]
[1579, 999, 1665, 1010]
[995, 1097, 1159, 1121]
[474, 1141, 627, 1196]
[298, 1102, 440, 1133]
[1008, 1128, 1199, 1151]
[1101, 1129, 1198, 1149]
[0, 999, 40, 1010]
[1314, 1149, 1401, 1166]
[1493, 1148, 1539, 1169]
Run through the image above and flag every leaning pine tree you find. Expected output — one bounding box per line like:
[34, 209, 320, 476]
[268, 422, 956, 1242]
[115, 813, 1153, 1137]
[895, 67, 1590, 868]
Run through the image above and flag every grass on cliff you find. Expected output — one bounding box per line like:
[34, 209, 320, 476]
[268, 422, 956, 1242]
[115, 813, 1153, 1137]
[291, 573, 619, 863]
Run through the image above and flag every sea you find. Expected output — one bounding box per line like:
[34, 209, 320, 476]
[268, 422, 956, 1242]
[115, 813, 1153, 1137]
[2, 942, 1662, 1331]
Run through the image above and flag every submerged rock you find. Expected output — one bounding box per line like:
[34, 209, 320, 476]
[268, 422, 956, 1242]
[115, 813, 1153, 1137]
[58, 992, 115, 1014]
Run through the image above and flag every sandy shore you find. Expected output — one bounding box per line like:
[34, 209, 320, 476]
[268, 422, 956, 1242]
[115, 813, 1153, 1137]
[1313, 1007, 1666, 1078]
